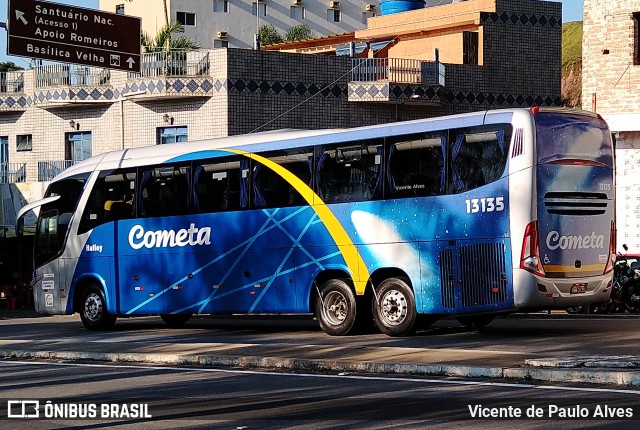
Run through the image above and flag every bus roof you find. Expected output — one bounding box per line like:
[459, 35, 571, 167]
[53, 107, 589, 182]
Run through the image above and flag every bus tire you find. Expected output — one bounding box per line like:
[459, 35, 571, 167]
[373, 277, 417, 337]
[79, 285, 116, 331]
[160, 314, 192, 327]
[316, 279, 357, 336]
[456, 315, 495, 330]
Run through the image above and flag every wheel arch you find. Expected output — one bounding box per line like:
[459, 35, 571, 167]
[71, 275, 110, 314]
[369, 267, 414, 292]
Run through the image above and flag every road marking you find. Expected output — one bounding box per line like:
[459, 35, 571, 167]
[3, 360, 640, 396]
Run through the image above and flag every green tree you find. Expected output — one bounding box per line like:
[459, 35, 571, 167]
[259, 24, 284, 47]
[141, 21, 200, 53]
[0, 62, 23, 72]
[285, 24, 313, 42]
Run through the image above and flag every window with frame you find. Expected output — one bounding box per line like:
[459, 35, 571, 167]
[17, 134, 32, 152]
[316, 140, 383, 204]
[450, 126, 511, 194]
[251, 148, 312, 209]
[253, 2, 267, 17]
[157, 126, 188, 144]
[362, 11, 375, 24]
[193, 155, 248, 213]
[36, 175, 89, 266]
[327, 9, 341, 23]
[213, 0, 229, 13]
[387, 134, 446, 199]
[463, 31, 479, 65]
[66, 131, 92, 162]
[214, 39, 229, 48]
[115, 4, 124, 14]
[138, 164, 191, 218]
[0, 136, 7, 165]
[290, 6, 305, 20]
[634, 13, 640, 65]
[79, 169, 137, 234]
[177, 11, 196, 26]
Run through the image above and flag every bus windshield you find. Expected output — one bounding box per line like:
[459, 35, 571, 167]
[535, 112, 613, 167]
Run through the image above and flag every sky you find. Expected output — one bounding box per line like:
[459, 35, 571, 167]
[0, 0, 584, 66]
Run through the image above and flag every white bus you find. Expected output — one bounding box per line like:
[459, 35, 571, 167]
[18, 107, 615, 336]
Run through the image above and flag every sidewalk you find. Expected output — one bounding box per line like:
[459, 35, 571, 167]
[1, 313, 640, 387]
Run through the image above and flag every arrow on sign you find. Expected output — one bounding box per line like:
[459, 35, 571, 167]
[15, 10, 28, 25]
[126, 57, 136, 69]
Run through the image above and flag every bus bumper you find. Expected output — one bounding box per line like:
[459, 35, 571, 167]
[512, 268, 612, 309]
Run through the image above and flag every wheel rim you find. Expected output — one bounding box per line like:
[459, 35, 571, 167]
[84, 293, 103, 322]
[380, 289, 407, 326]
[322, 290, 349, 326]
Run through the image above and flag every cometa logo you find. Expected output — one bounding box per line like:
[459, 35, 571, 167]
[545, 231, 605, 251]
[128, 224, 212, 250]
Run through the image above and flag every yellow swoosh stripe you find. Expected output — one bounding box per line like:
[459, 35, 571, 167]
[543, 264, 603, 273]
[226, 149, 370, 294]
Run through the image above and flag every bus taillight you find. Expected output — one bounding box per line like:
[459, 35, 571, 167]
[520, 221, 545, 277]
[603, 220, 616, 274]
[530, 106, 540, 116]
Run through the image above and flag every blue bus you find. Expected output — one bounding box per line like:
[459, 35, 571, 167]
[18, 107, 615, 336]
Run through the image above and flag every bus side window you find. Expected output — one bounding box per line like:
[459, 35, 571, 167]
[138, 164, 189, 218]
[316, 141, 383, 204]
[451, 127, 509, 193]
[252, 148, 313, 209]
[78, 169, 136, 234]
[193, 156, 245, 213]
[387, 134, 445, 199]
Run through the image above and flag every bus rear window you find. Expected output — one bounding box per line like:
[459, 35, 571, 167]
[536, 112, 613, 167]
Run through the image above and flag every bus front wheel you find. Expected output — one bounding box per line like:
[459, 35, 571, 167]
[373, 278, 417, 337]
[79, 285, 116, 331]
[160, 314, 192, 327]
[316, 279, 357, 336]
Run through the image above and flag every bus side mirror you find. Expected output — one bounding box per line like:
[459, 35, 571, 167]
[623, 244, 629, 252]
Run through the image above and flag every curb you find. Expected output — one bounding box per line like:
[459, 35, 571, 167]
[4, 350, 640, 386]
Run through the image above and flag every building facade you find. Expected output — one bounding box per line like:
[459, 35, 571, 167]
[582, 0, 640, 252]
[0, 0, 561, 233]
[99, 0, 380, 50]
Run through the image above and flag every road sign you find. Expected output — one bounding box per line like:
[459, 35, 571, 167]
[7, 0, 141, 72]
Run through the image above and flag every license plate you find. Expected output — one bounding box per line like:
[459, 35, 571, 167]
[570, 283, 587, 294]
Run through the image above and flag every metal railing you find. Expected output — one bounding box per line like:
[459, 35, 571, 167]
[0, 163, 27, 183]
[0, 71, 25, 93]
[35, 65, 111, 88]
[351, 58, 446, 86]
[129, 50, 211, 78]
[38, 160, 76, 182]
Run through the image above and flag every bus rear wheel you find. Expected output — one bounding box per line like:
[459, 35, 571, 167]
[373, 278, 417, 337]
[79, 285, 116, 331]
[316, 279, 357, 336]
[160, 314, 192, 327]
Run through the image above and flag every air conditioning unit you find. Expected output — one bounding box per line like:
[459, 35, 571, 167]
[293, 0, 303, 5]
[329, 1, 340, 9]
[216, 31, 228, 39]
[365, 4, 375, 12]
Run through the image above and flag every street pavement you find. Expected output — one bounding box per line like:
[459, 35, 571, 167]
[2, 309, 640, 387]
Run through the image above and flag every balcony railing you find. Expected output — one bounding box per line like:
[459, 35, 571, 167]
[38, 160, 76, 182]
[34, 65, 111, 88]
[0, 71, 25, 93]
[351, 58, 446, 86]
[129, 50, 211, 78]
[0, 163, 27, 183]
